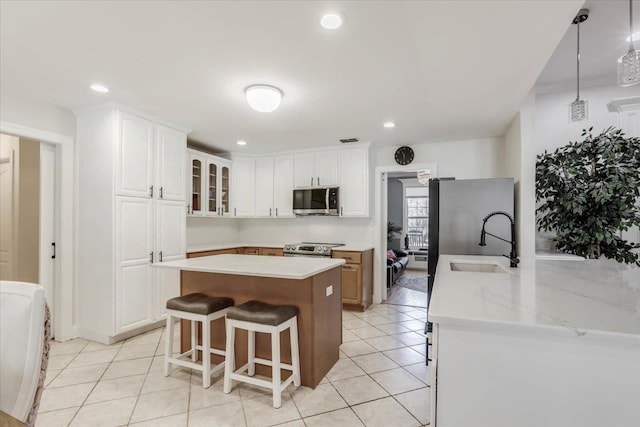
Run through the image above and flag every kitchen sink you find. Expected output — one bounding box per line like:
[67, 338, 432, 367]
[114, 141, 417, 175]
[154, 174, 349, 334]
[449, 262, 509, 274]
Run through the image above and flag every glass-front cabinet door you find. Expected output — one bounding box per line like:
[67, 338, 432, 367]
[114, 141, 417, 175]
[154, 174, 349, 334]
[207, 161, 218, 216]
[189, 155, 203, 215]
[221, 165, 230, 216]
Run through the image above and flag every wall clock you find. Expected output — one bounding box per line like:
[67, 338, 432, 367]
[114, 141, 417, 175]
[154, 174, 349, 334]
[394, 146, 414, 165]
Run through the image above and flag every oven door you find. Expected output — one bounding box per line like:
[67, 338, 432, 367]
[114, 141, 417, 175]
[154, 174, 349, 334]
[283, 253, 328, 258]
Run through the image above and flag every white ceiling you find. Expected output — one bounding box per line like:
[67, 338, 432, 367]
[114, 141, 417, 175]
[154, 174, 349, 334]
[537, 0, 638, 92]
[0, 1, 582, 154]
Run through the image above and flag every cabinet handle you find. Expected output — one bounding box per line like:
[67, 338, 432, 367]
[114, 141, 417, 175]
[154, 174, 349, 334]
[160, 186, 163, 199]
[275, 208, 278, 216]
[51, 242, 56, 259]
[340, 206, 343, 216]
[310, 177, 313, 186]
[234, 208, 237, 216]
[270, 208, 272, 217]
[187, 204, 191, 214]
[149, 185, 154, 198]
[159, 251, 163, 262]
[149, 251, 154, 263]
[317, 177, 320, 186]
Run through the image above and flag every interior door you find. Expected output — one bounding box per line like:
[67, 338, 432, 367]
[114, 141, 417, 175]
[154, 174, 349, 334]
[0, 139, 15, 280]
[39, 143, 56, 331]
[116, 111, 154, 198]
[115, 196, 154, 332]
[155, 200, 185, 319]
[157, 125, 186, 201]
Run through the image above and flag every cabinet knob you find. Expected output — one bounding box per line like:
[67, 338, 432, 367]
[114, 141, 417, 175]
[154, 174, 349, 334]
[317, 177, 320, 186]
[149, 251, 154, 263]
[149, 185, 154, 198]
[159, 251, 163, 262]
[187, 204, 191, 214]
[310, 177, 313, 186]
[160, 186, 163, 199]
[275, 208, 278, 216]
[340, 206, 343, 216]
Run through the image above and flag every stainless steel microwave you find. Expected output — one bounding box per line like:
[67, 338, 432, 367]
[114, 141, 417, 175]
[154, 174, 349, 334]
[293, 187, 339, 216]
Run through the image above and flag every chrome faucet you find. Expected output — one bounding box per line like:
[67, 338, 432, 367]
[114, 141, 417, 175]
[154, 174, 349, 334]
[479, 211, 519, 268]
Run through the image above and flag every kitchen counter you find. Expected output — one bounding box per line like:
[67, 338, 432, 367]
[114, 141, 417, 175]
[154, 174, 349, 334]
[187, 243, 375, 253]
[428, 254, 640, 427]
[155, 254, 345, 279]
[429, 254, 640, 342]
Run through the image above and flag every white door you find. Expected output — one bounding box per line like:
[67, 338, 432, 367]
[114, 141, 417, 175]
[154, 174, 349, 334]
[231, 156, 255, 217]
[156, 125, 186, 201]
[338, 146, 369, 217]
[155, 200, 185, 319]
[39, 143, 56, 330]
[115, 196, 154, 333]
[0, 137, 15, 280]
[293, 152, 315, 188]
[274, 154, 294, 217]
[255, 156, 274, 217]
[315, 150, 339, 186]
[116, 111, 154, 198]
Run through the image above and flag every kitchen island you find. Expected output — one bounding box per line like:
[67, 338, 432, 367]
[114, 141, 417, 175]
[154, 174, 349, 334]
[154, 254, 345, 388]
[428, 254, 640, 427]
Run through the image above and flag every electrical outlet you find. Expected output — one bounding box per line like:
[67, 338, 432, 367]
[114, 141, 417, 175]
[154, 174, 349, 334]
[326, 285, 333, 296]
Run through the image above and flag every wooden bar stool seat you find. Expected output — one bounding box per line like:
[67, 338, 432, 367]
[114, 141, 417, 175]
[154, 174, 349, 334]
[223, 300, 301, 408]
[163, 293, 233, 388]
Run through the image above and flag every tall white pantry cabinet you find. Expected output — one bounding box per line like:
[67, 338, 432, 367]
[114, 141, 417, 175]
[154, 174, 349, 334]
[77, 105, 187, 343]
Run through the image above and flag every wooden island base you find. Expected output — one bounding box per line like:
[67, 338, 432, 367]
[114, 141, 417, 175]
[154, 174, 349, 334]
[179, 267, 342, 388]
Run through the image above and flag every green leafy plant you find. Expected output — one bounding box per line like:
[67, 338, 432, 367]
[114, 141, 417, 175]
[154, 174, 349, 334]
[536, 127, 640, 265]
[387, 222, 403, 243]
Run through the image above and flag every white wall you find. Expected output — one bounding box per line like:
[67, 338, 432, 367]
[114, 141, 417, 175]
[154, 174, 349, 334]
[186, 217, 242, 247]
[534, 83, 640, 251]
[0, 92, 76, 137]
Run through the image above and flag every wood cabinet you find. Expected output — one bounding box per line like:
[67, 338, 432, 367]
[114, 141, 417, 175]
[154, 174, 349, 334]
[259, 247, 284, 256]
[187, 246, 283, 258]
[294, 150, 338, 188]
[243, 247, 260, 255]
[77, 105, 187, 342]
[338, 145, 370, 217]
[188, 149, 230, 217]
[231, 155, 255, 217]
[333, 249, 373, 311]
[187, 248, 238, 258]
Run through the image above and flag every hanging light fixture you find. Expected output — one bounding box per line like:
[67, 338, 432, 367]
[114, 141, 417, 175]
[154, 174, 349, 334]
[570, 9, 589, 122]
[618, 0, 640, 86]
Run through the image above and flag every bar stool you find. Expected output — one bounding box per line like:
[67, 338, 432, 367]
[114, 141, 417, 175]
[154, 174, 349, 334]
[163, 293, 234, 388]
[223, 300, 301, 408]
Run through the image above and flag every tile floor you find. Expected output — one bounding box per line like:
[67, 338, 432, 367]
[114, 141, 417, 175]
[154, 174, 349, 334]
[37, 303, 430, 426]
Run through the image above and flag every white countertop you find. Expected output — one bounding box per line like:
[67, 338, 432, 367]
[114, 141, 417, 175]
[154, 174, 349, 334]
[187, 243, 374, 253]
[154, 254, 345, 279]
[429, 254, 640, 343]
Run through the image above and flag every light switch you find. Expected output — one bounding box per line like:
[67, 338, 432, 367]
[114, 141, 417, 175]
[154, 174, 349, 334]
[326, 285, 333, 296]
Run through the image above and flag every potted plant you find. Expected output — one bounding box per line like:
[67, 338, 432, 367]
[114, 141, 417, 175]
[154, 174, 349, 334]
[536, 126, 640, 265]
[387, 222, 403, 243]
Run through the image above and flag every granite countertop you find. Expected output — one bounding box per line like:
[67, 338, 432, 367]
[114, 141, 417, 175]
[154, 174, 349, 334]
[428, 254, 640, 343]
[154, 254, 345, 279]
[187, 243, 375, 253]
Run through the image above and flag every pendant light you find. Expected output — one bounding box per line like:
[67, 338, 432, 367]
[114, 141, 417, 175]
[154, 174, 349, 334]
[618, 0, 640, 86]
[570, 9, 589, 122]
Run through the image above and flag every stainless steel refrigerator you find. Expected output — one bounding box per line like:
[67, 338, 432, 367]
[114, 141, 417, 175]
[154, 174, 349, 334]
[427, 178, 515, 315]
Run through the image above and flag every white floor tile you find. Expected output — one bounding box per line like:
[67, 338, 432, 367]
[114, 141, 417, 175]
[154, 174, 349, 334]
[189, 377, 241, 411]
[69, 396, 136, 427]
[375, 323, 411, 335]
[304, 407, 364, 427]
[351, 353, 399, 374]
[114, 343, 158, 361]
[102, 357, 152, 380]
[331, 375, 388, 406]
[392, 331, 427, 346]
[85, 374, 146, 404]
[325, 359, 366, 382]
[364, 335, 405, 352]
[141, 369, 191, 394]
[383, 347, 425, 366]
[34, 407, 78, 427]
[352, 396, 420, 427]
[370, 368, 425, 395]
[47, 363, 108, 388]
[395, 387, 431, 425]
[129, 412, 188, 427]
[290, 383, 348, 418]
[49, 339, 89, 356]
[130, 387, 189, 423]
[44, 369, 61, 388]
[404, 362, 430, 385]
[242, 394, 301, 427]
[48, 354, 76, 371]
[66, 348, 118, 368]
[339, 340, 377, 357]
[189, 401, 246, 427]
[39, 382, 95, 413]
[350, 326, 387, 339]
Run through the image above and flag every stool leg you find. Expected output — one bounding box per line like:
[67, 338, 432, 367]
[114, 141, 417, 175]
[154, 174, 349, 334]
[248, 330, 255, 376]
[202, 318, 211, 388]
[271, 330, 282, 409]
[191, 320, 197, 362]
[223, 321, 235, 394]
[163, 314, 173, 377]
[290, 318, 301, 387]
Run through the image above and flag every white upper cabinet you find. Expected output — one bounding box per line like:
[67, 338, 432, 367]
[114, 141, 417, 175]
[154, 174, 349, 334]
[231, 155, 255, 217]
[188, 152, 204, 216]
[293, 150, 339, 188]
[156, 125, 186, 201]
[273, 154, 294, 217]
[255, 156, 275, 217]
[338, 145, 370, 217]
[116, 111, 154, 198]
[187, 150, 230, 217]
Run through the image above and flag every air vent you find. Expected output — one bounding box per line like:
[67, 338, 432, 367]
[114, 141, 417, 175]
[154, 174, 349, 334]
[339, 137, 360, 143]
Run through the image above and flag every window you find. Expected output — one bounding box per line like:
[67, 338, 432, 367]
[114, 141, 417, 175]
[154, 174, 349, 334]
[405, 186, 428, 248]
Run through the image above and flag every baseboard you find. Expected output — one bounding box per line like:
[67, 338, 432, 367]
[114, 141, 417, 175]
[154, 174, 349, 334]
[77, 319, 166, 345]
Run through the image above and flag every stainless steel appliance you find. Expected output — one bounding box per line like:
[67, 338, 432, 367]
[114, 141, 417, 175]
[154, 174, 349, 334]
[426, 178, 515, 329]
[293, 187, 339, 216]
[283, 242, 344, 257]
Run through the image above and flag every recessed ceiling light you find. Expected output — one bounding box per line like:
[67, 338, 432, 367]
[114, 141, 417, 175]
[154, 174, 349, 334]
[320, 13, 343, 30]
[90, 84, 109, 93]
[237, 140, 247, 146]
[245, 85, 283, 113]
[626, 32, 640, 42]
[383, 122, 396, 128]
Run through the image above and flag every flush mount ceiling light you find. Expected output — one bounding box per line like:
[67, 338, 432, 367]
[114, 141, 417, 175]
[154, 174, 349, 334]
[237, 140, 247, 146]
[90, 84, 109, 93]
[383, 122, 396, 128]
[618, 0, 640, 86]
[320, 13, 343, 30]
[245, 85, 283, 113]
[570, 9, 589, 122]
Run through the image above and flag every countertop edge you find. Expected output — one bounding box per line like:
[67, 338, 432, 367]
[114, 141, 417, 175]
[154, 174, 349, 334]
[187, 243, 375, 253]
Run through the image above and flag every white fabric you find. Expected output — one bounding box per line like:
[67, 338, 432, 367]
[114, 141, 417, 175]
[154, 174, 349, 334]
[0, 281, 46, 422]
